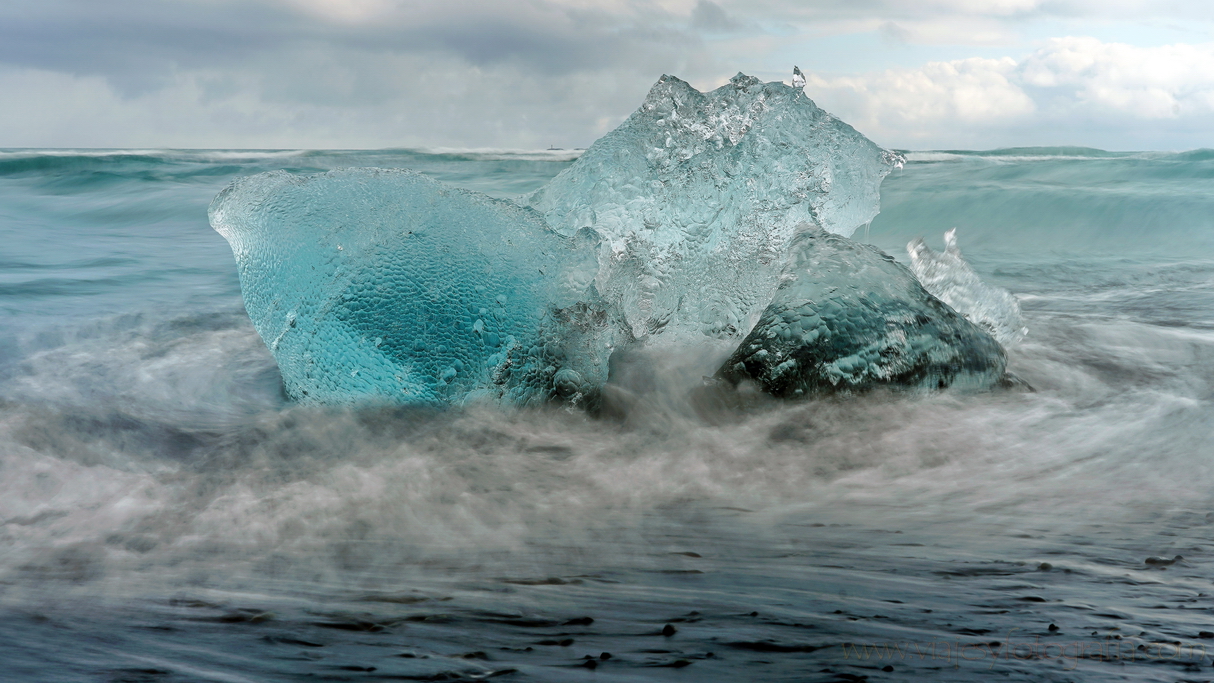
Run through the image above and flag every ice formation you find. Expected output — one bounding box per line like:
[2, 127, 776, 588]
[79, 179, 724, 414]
[526, 73, 901, 346]
[792, 66, 806, 89]
[209, 169, 617, 406]
[211, 73, 1008, 407]
[908, 229, 1027, 345]
[717, 229, 1007, 396]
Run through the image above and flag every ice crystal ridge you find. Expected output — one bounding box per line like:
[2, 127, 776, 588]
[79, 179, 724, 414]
[908, 229, 1027, 345]
[527, 73, 899, 346]
[717, 229, 1006, 396]
[210, 73, 1005, 407]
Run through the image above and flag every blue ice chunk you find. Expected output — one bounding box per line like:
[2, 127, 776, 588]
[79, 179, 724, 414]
[210, 73, 1002, 408]
[527, 73, 902, 346]
[209, 168, 616, 406]
[716, 229, 1006, 396]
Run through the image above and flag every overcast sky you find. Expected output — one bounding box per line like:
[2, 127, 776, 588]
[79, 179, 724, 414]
[4, 0, 1214, 150]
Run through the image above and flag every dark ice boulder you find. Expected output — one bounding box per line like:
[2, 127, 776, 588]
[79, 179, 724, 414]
[716, 229, 1007, 397]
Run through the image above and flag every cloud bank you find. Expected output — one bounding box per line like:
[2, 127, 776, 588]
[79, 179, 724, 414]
[1, 0, 1213, 149]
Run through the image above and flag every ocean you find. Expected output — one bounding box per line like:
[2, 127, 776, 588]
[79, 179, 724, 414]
[3, 147, 1214, 682]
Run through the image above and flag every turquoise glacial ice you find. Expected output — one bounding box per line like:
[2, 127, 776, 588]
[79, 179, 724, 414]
[527, 73, 901, 346]
[209, 168, 616, 406]
[716, 229, 1006, 396]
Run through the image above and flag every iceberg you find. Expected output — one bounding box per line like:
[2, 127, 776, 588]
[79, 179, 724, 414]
[526, 73, 901, 346]
[210, 73, 1006, 408]
[908, 229, 1027, 345]
[209, 169, 617, 407]
[715, 229, 1007, 396]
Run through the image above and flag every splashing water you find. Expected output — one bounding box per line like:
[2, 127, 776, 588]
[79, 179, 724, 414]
[908, 228, 1028, 345]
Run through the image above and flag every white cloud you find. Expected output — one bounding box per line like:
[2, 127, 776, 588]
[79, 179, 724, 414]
[279, 0, 399, 23]
[803, 37, 1214, 148]
[810, 58, 1029, 134]
[804, 57, 1034, 144]
[711, 0, 1214, 46]
[1021, 37, 1214, 118]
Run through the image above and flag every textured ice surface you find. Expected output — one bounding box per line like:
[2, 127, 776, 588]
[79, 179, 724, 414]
[209, 74, 1007, 408]
[908, 229, 1027, 345]
[527, 73, 901, 345]
[209, 168, 616, 406]
[717, 229, 1006, 396]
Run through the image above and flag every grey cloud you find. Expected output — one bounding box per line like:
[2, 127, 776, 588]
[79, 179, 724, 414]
[0, 0, 700, 98]
[0, 0, 730, 148]
[389, 16, 696, 75]
[0, 1, 302, 94]
[692, 0, 743, 32]
[878, 21, 913, 44]
[7, 0, 1214, 148]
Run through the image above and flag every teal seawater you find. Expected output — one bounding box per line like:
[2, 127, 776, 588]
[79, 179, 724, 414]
[0, 149, 577, 324]
[3, 148, 1214, 682]
[5, 147, 1213, 326]
[869, 148, 1214, 258]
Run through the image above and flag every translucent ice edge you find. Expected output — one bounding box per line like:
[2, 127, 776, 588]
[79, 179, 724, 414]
[527, 73, 902, 346]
